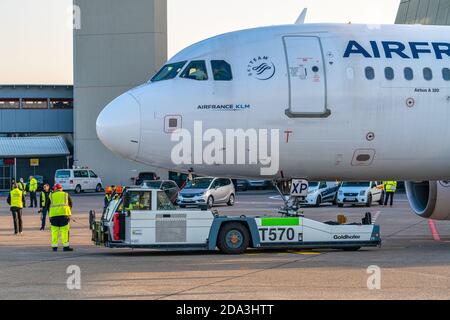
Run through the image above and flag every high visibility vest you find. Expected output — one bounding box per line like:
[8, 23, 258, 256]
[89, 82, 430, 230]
[29, 178, 38, 192]
[41, 191, 48, 207]
[384, 181, 397, 193]
[18, 182, 26, 194]
[49, 191, 71, 218]
[10, 188, 23, 208]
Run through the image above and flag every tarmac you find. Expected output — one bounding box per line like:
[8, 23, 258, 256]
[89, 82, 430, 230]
[0, 191, 449, 300]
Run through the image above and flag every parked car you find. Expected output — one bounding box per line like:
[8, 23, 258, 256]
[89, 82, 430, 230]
[143, 180, 180, 204]
[235, 179, 251, 191]
[26, 175, 45, 192]
[248, 180, 273, 190]
[54, 169, 103, 193]
[336, 181, 384, 207]
[178, 177, 235, 208]
[135, 172, 158, 185]
[302, 181, 340, 207]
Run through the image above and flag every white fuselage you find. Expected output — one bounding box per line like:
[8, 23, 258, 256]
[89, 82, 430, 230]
[97, 23, 450, 181]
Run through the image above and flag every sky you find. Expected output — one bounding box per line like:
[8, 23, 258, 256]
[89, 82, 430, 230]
[0, 0, 400, 85]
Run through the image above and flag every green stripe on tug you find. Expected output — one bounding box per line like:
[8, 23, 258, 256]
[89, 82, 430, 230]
[261, 217, 301, 226]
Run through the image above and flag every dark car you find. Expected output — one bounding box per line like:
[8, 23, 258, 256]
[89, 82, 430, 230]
[135, 172, 158, 185]
[235, 179, 251, 191]
[143, 180, 180, 204]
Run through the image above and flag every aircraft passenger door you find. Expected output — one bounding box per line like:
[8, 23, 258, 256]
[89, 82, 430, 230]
[283, 36, 330, 118]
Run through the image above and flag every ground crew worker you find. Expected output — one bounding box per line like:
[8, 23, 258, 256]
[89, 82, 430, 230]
[18, 178, 26, 197]
[39, 184, 51, 231]
[49, 184, 74, 252]
[383, 180, 398, 207]
[28, 175, 38, 208]
[104, 186, 113, 209]
[7, 183, 25, 235]
[113, 186, 123, 200]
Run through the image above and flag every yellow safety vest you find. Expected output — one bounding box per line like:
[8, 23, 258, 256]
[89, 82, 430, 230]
[49, 191, 71, 218]
[41, 191, 48, 207]
[384, 181, 397, 193]
[18, 182, 26, 194]
[29, 178, 38, 192]
[10, 188, 23, 208]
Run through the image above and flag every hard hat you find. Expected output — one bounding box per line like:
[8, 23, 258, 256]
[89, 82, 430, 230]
[54, 184, 63, 191]
[105, 186, 113, 194]
[115, 186, 123, 194]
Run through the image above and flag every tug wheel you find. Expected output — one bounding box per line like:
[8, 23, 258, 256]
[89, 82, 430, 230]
[218, 222, 250, 254]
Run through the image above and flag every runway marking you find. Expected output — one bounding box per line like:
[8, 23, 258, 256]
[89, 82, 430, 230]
[287, 250, 321, 255]
[428, 220, 441, 242]
[372, 211, 381, 225]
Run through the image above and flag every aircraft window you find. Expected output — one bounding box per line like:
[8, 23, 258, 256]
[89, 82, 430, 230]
[180, 60, 209, 81]
[151, 61, 187, 82]
[404, 67, 414, 81]
[423, 68, 433, 81]
[443, 68, 450, 81]
[365, 67, 375, 80]
[384, 67, 394, 80]
[211, 60, 233, 81]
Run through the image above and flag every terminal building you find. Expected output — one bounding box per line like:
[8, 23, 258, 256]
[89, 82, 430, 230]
[396, 0, 450, 24]
[1, 0, 168, 190]
[73, 0, 168, 186]
[0, 85, 73, 190]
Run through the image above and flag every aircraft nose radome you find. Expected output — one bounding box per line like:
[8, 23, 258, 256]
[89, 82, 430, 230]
[96, 92, 141, 160]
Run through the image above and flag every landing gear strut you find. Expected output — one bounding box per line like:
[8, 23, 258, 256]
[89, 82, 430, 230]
[273, 179, 305, 217]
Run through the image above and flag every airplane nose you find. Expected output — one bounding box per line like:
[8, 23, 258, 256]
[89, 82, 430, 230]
[96, 92, 141, 160]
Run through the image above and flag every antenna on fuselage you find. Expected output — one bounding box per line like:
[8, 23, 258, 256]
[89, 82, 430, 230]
[295, 8, 308, 24]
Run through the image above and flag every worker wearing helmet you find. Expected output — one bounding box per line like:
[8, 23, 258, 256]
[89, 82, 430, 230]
[49, 184, 73, 252]
[104, 186, 113, 209]
[114, 186, 123, 197]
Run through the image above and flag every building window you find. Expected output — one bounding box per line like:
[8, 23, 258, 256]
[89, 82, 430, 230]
[443, 68, 450, 81]
[0, 99, 20, 109]
[365, 67, 375, 80]
[384, 67, 394, 80]
[404, 67, 414, 81]
[49, 99, 73, 109]
[211, 60, 233, 81]
[22, 99, 48, 109]
[423, 68, 433, 81]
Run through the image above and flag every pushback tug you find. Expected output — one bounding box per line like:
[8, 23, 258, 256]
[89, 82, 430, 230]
[90, 183, 381, 254]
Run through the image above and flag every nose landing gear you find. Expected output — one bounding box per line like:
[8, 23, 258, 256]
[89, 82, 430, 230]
[273, 179, 306, 217]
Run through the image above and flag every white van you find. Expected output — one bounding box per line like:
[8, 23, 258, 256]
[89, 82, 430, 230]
[54, 169, 103, 193]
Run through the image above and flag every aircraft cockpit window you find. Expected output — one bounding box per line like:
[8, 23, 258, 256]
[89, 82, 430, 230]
[151, 61, 187, 82]
[442, 68, 450, 81]
[211, 60, 233, 81]
[180, 60, 209, 80]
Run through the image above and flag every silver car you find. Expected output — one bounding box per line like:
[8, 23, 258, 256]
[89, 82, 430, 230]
[178, 177, 235, 208]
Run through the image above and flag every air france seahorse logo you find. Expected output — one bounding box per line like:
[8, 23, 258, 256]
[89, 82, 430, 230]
[247, 56, 276, 80]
